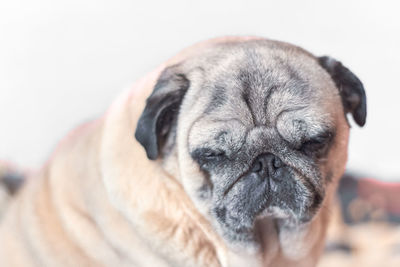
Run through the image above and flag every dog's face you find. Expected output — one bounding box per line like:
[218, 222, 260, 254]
[135, 39, 366, 249]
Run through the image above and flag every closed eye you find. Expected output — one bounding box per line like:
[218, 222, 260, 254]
[299, 131, 334, 157]
[190, 148, 226, 167]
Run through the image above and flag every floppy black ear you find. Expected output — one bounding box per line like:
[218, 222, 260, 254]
[318, 56, 367, 127]
[135, 66, 190, 160]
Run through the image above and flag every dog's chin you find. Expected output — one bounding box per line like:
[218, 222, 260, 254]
[259, 206, 312, 226]
[212, 199, 320, 251]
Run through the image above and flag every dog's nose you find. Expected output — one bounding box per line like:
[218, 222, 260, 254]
[251, 153, 283, 180]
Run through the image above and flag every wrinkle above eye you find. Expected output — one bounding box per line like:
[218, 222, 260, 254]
[276, 113, 335, 152]
[276, 117, 308, 148]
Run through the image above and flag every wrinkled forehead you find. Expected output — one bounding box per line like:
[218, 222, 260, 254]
[203, 42, 337, 101]
[185, 42, 341, 147]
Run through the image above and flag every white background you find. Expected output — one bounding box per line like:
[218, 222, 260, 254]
[0, 0, 399, 180]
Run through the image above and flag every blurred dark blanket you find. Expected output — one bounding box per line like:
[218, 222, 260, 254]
[320, 173, 400, 267]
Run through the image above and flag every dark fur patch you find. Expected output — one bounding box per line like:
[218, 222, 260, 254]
[325, 242, 353, 254]
[1, 172, 25, 195]
[318, 56, 367, 127]
[135, 69, 190, 160]
[205, 85, 227, 114]
[214, 207, 227, 223]
[241, 90, 257, 126]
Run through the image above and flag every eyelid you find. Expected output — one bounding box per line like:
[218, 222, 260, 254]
[191, 148, 225, 164]
[299, 130, 335, 156]
[310, 131, 334, 143]
[203, 150, 225, 160]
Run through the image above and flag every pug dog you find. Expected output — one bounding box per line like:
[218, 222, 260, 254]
[0, 36, 366, 267]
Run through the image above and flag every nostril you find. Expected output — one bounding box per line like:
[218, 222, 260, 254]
[251, 160, 263, 173]
[251, 154, 283, 175]
[273, 157, 283, 169]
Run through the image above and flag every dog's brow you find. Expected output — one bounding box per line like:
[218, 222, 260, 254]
[241, 90, 257, 126]
[263, 84, 280, 113]
[187, 117, 242, 151]
[275, 106, 308, 122]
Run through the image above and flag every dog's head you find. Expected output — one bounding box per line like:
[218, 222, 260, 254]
[135, 39, 366, 249]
